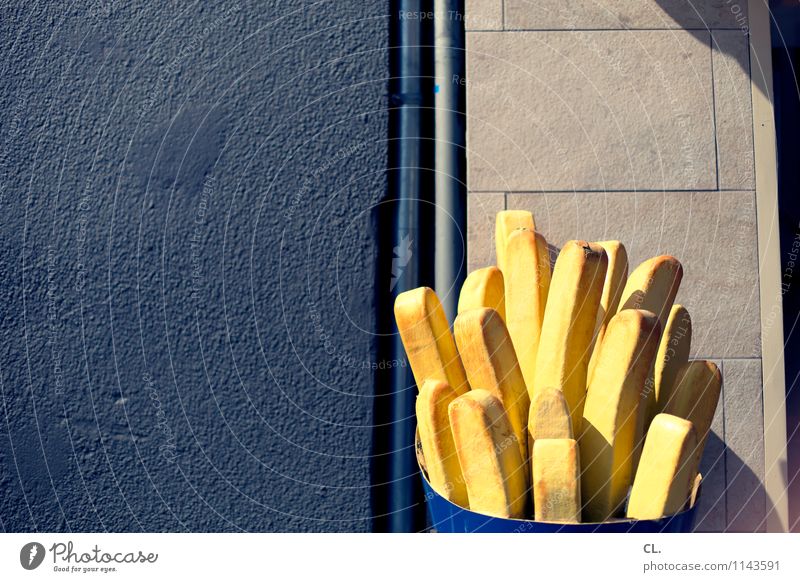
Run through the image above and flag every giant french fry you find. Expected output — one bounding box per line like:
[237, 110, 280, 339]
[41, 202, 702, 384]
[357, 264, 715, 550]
[587, 241, 628, 382]
[689, 472, 703, 510]
[449, 389, 528, 518]
[632, 305, 693, 473]
[532, 240, 607, 432]
[615, 255, 681, 472]
[617, 255, 683, 333]
[395, 287, 469, 395]
[663, 360, 722, 466]
[528, 387, 573, 442]
[627, 413, 699, 520]
[495, 210, 535, 275]
[454, 308, 529, 462]
[416, 379, 469, 508]
[533, 439, 581, 523]
[505, 229, 551, 394]
[648, 304, 692, 424]
[579, 309, 661, 522]
[457, 266, 506, 322]
[528, 387, 573, 505]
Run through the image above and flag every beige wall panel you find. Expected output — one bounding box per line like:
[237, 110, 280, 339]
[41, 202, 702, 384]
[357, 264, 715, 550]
[504, 1, 749, 31]
[466, 31, 716, 191]
[467, 192, 506, 272]
[465, 0, 503, 31]
[713, 31, 756, 190]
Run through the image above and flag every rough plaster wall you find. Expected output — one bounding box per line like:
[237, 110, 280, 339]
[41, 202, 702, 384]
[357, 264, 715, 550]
[0, 1, 388, 531]
[465, 1, 765, 531]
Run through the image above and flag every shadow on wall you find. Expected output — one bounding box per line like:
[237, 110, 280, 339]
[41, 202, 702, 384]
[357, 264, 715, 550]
[700, 431, 768, 532]
[649, 0, 767, 98]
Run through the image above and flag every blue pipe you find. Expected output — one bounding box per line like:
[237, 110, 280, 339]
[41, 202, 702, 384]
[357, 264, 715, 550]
[380, 0, 428, 533]
[374, 0, 465, 533]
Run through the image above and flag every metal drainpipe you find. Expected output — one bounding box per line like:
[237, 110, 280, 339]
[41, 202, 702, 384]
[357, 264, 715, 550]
[379, 0, 464, 533]
[433, 0, 466, 322]
[386, 0, 425, 533]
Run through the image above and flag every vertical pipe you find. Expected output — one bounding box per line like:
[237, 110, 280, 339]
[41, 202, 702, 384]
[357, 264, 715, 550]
[385, 0, 425, 532]
[434, 0, 467, 323]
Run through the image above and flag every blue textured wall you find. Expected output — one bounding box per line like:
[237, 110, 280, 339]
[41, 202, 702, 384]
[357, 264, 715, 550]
[0, 1, 387, 531]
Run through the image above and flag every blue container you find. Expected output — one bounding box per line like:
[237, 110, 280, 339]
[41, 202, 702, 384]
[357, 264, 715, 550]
[421, 473, 699, 533]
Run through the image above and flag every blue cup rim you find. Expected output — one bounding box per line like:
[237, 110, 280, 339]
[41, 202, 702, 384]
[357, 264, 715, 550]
[416, 431, 701, 530]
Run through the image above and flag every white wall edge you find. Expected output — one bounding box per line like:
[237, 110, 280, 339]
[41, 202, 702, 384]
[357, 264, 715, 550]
[748, 0, 790, 533]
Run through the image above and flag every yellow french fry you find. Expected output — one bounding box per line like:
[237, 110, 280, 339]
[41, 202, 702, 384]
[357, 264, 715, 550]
[416, 379, 469, 508]
[632, 305, 693, 475]
[449, 389, 528, 518]
[649, 305, 693, 422]
[533, 439, 582, 523]
[495, 210, 535, 275]
[689, 472, 703, 509]
[587, 241, 628, 382]
[528, 387, 573, 507]
[627, 413, 699, 520]
[505, 229, 551, 394]
[579, 309, 661, 522]
[457, 266, 506, 322]
[394, 287, 469, 395]
[528, 387, 573, 444]
[533, 240, 607, 432]
[454, 308, 529, 462]
[618, 255, 683, 334]
[663, 360, 722, 466]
